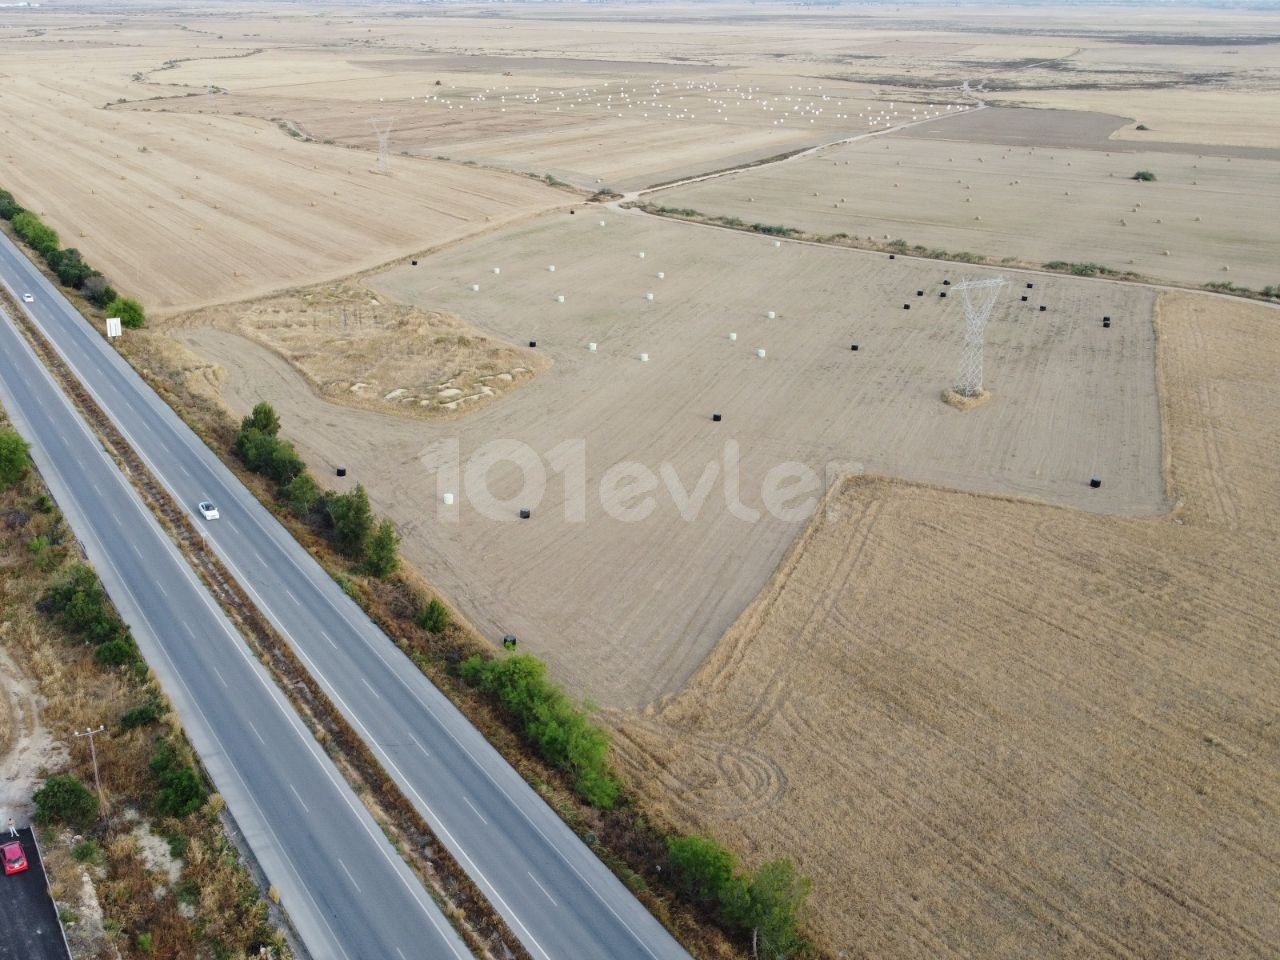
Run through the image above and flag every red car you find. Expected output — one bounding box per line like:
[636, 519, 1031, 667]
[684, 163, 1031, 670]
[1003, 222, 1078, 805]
[2, 839, 28, 875]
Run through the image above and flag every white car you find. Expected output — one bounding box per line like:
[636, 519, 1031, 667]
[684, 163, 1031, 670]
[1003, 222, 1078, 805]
[197, 501, 220, 521]
[21, 293, 34, 303]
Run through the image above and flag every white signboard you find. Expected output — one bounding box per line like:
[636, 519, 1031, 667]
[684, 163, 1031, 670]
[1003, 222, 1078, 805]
[105, 316, 122, 338]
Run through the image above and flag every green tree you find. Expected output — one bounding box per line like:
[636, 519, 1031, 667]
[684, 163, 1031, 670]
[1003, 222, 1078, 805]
[327, 484, 373, 559]
[363, 519, 399, 577]
[104, 296, 145, 329]
[11, 210, 59, 255]
[416, 597, 450, 633]
[1132, 170, 1157, 182]
[460, 654, 619, 808]
[722, 859, 811, 960]
[47, 248, 92, 288]
[0, 428, 31, 487]
[282, 472, 320, 518]
[0, 188, 22, 220]
[266, 438, 304, 486]
[668, 835, 738, 911]
[33, 774, 98, 830]
[241, 401, 280, 437]
[81, 274, 116, 307]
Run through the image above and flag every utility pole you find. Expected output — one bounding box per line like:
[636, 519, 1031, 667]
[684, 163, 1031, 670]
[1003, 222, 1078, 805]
[73, 725, 107, 815]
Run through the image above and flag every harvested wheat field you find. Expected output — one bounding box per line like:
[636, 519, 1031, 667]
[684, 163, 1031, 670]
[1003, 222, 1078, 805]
[612, 291, 1280, 956]
[0, 37, 567, 314]
[167, 283, 546, 417]
[650, 106, 1280, 289]
[176, 209, 1164, 709]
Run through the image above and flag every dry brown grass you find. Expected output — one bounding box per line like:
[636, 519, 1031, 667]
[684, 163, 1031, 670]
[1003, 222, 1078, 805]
[612, 291, 1280, 957]
[0, 409, 285, 960]
[166, 281, 546, 418]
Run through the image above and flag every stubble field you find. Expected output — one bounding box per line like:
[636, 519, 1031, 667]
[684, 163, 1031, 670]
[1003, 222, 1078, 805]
[176, 208, 1164, 709]
[650, 106, 1280, 290]
[613, 292, 1280, 955]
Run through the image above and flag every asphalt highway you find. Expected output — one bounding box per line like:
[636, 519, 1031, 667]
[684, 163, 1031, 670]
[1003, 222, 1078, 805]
[0, 233, 690, 960]
[0, 305, 470, 960]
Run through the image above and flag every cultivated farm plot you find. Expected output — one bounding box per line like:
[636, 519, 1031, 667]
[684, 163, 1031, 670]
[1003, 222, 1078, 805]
[183, 209, 1163, 709]
[650, 108, 1280, 289]
[615, 292, 1280, 957]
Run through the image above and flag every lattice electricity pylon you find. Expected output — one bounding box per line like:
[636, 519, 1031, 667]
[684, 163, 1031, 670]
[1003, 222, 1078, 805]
[370, 117, 393, 175]
[953, 276, 1006, 397]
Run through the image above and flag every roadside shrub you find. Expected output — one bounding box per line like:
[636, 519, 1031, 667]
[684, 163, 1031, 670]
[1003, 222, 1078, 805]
[72, 839, 103, 865]
[1132, 170, 1156, 182]
[241, 401, 280, 437]
[47, 248, 93, 288]
[460, 653, 619, 808]
[94, 636, 138, 667]
[416, 597, 450, 633]
[282, 472, 320, 518]
[668, 834, 738, 911]
[362, 519, 399, 577]
[81, 274, 117, 307]
[150, 739, 207, 817]
[1135, 123, 1149, 131]
[0, 428, 31, 487]
[327, 484, 374, 560]
[11, 209, 59, 255]
[156, 767, 206, 817]
[721, 858, 811, 960]
[0, 187, 22, 219]
[33, 774, 98, 830]
[44, 563, 123, 645]
[104, 295, 146, 329]
[120, 698, 164, 729]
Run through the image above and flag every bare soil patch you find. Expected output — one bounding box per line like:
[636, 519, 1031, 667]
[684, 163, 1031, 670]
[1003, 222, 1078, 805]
[613, 291, 1280, 956]
[168, 282, 546, 419]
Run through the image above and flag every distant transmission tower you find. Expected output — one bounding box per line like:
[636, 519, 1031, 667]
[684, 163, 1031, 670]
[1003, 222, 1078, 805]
[953, 276, 1006, 397]
[370, 117, 393, 175]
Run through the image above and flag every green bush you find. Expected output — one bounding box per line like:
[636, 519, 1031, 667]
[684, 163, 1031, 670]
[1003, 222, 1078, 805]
[72, 839, 103, 865]
[47, 248, 93, 288]
[11, 209, 59, 255]
[1132, 170, 1156, 182]
[44, 563, 123, 645]
[0, 428, 30, 488]
[416, 597, 450, 633]
[94, 637, 138, 667]
[282, 472, 320, 518]
[120, 698, 164, 729]
[81, 274, 117, 307]
[721, 859, 811, 960]
[460, 653, 619, 808]
[150, 739, 207, 817]
[327, 484, 374, 560]
[104, 296, 146, 329]
[33, 774, 98, 829]
[0, 188, 22, 220]
[668, 834, 738, 911]
[156, 767, 206, 817]
[241, 401, 280, 437]
[362, 519, 399, 577]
